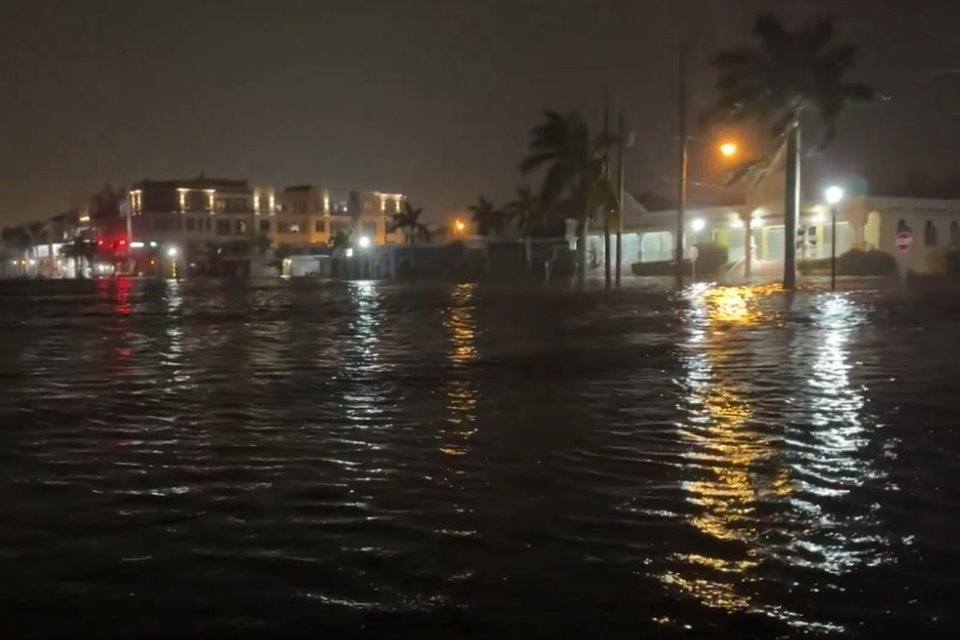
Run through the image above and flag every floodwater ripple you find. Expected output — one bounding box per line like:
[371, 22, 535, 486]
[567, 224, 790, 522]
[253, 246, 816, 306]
[0, 278, 957, 638]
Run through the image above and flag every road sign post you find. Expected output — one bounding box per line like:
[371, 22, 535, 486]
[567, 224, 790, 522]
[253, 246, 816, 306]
[895, 231, 912, 284]
[688, 245, 699, 281]
[896, 231, 912, 253]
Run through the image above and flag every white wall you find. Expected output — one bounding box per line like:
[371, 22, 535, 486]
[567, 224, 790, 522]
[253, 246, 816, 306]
[867, 197, 960, 273]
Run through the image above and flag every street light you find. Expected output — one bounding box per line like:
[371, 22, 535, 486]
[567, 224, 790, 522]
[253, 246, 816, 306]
[676, 136, 740, 288]
[719, 142, 738, 158]
[357, 236, 371, 249]
[166, 245, 179, 280]
[690, 218, 705, 232]
[454, 219, 466, 235]
[825, 186, 844, 290]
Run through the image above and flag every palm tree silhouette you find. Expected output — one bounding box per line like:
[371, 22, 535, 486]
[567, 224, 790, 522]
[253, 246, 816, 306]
[387, 201, 430, 246]
[505, 185, 541, 274]
[468, 196, 508, 238]
[521, 110, 616, 288]
[703, 14, 881, 289]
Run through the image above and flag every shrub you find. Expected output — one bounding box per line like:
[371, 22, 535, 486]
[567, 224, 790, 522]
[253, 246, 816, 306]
[630, 241, 729, 277]
[800, 249, 897, 276]
[693, 241, 728, 274]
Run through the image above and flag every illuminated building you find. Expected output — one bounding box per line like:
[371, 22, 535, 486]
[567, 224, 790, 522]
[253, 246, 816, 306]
[269, 186, 405, 248]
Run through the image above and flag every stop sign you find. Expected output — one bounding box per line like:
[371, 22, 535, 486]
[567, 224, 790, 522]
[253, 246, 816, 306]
[896, 231, 912, 252]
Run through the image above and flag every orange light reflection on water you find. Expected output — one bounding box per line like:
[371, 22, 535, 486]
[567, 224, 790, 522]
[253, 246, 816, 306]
[440, 283, 478, 457]
[668, 282, 796, 621]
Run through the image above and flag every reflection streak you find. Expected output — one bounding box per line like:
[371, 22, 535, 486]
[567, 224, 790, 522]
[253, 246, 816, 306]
[667, 284, 889, 632]
[439, 284, 477, 458]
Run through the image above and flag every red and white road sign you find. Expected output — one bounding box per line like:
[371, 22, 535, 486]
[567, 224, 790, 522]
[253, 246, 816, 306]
[895, 231, 912, 252]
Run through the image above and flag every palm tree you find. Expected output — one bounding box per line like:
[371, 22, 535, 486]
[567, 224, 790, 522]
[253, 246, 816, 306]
[468, 196, 509, 275]
[60, 236, 95, 278]
[521, 110, 616, 288]
[506, 185, 541, 274]
[26, 221, 47, 259]
[469, 196, 509, 238]
[702, 14, 881, 289]
[331, 229, 352, 254]
[388, 201, 431, 246]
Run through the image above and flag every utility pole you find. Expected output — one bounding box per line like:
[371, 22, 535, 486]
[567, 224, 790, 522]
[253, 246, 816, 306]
[603, 90, 612, 290]
[675, 45, 688, 290]
[783, 123, 800, 290]
[615, 109, 625, 288]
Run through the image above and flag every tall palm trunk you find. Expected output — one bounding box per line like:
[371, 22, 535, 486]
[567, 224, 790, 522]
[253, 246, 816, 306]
[603, 216, 611, 288]
[524, 235, 533, 275]
[783, 123, 801, 290]
[577, 218, 588, 289]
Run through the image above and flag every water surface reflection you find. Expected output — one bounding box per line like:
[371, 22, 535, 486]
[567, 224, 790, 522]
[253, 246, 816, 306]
[0, 279, 947, 638]
[668, 284, 893, 632]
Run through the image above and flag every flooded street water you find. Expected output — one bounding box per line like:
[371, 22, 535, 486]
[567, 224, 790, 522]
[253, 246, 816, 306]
[1, 278, 958, 638]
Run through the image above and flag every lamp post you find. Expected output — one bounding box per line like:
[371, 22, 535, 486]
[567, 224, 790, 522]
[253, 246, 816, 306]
[167, 245, 179, 281]
[825, 186, 844, 290]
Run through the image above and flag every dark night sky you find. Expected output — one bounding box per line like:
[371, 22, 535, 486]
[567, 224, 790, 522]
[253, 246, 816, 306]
[1, 0, 959, 225]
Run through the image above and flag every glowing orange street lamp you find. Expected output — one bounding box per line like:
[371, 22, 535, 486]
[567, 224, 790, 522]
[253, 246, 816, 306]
[719, 141, 738, 158]
[453, 219, 466, 235]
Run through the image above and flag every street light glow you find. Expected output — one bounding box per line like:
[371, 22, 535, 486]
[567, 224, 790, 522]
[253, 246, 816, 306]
[691, 218, 706, 232]
[357, 236, 371, 249]
[825, 185, 844, 205]
[719, 142, 738, 157]
[454, 219, 466, 234]
[167, 246, 178, 257]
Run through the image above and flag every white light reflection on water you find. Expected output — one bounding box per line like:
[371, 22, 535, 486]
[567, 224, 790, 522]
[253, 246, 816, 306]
[342, 281, 392, 426]
[162, 279, 191, 392]
[782, 293, 894, 574]
[664, 284, 893, 633]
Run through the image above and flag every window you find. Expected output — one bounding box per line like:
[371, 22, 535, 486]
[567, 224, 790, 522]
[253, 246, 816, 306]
[217, 220, 231, 235]
[924, 220, 938, 247]
[259, 219, 270, 232]
[951, 221, 959, 247]
[186, 217, 196, 231]
[277, 221, 303, 233]
[315, 219, 325, 233]
[235, 220, 247, 234]
[897, 219, 909, 233]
